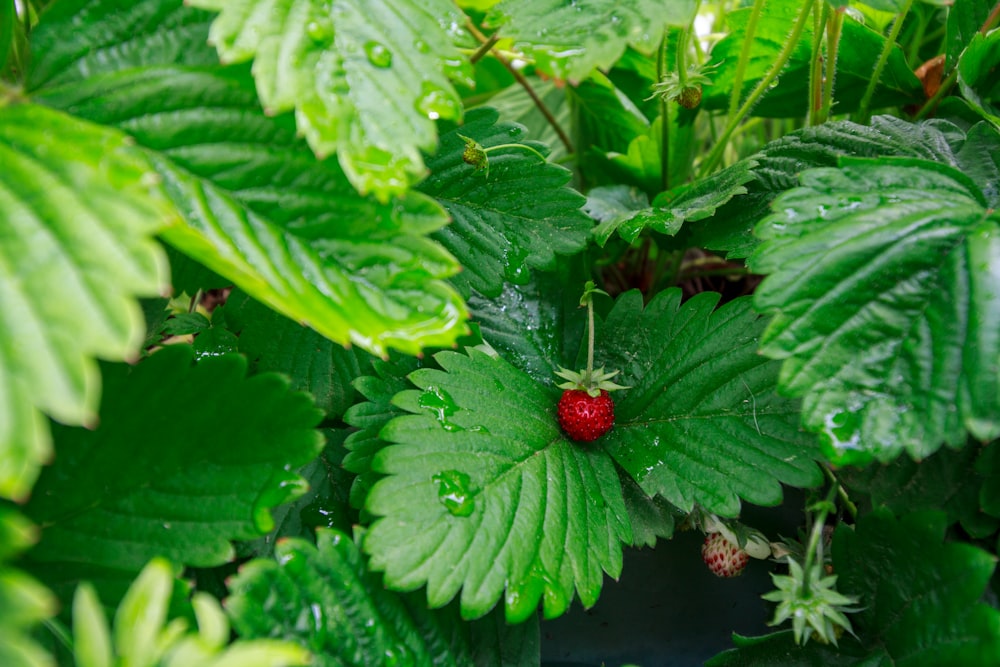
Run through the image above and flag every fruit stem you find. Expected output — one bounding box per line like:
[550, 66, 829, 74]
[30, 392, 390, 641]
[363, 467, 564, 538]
[801, 481, 839, 593]
[586, 290, 595, 384]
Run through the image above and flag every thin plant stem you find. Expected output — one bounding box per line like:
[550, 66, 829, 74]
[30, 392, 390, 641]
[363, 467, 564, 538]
[822, 464, 857, 520]
[465, 21, 574, 155]
[801, 481, 839, 591]
[727, 0, 766, 120]
[657, 33, 671, 192]
[699, 0, 816, 177]
[855, 0, 914, 124]
[585, 296, 595, 384]
[820, 8, 844, 124]
[469, 32, 499, 64]
[983, 1, 1000, 34]
[808, 2, 828, 126]
[913, 67, 957, 119]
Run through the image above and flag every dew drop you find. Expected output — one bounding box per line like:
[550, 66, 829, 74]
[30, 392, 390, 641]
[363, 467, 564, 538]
[414, 39, 430, 54]
[432, 469, 477, 517]
[364, 41, 393, 68]
[418, 385, 464, 431]
[305, 18, 333, 44]
[416, 81, 460, 121]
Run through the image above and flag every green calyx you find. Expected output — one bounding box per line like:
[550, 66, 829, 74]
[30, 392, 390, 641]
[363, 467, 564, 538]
[555, 281, 629, 397]
[555, 366, 629, 397]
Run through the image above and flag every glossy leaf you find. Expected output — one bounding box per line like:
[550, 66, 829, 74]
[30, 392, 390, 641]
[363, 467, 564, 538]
[687, 116, 1000, 258]
[225, 291, 370, 420]
[612, 157, 758, 246]
[958, 30, 1000, 128]
[466, 268, 587, 385]
[361, 348, 632, 623]
[599, 290, 823, 517]
[833, 510, 1000, 665]
[187, 0, 473, 199]
[28, 2, 469, 357]
[227, 528, 540, 666]
[0, 103, 172, 501]
[420, 108, 592, 298]
[751, 158, 1000, 465]
[22, 345, 324, 603]
[485, 0, 696, 83]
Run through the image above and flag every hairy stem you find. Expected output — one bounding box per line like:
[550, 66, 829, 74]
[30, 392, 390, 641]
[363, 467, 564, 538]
[855, 0, 914, 124]
[820, 8, 844, 124]
[465, 21, 574, 155]
[726, 0, 766, 120]
[657, 33, 671, 192]
[699, 0, 816, 177]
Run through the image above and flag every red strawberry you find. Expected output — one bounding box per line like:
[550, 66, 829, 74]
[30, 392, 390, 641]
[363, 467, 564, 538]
[701, 532, 749, 578]
[558, 389, 615, 442]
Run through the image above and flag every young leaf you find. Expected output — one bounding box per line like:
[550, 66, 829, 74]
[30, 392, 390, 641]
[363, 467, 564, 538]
[186, 0, 473, 200]
[227, 528, 540, 666]
[833, 510, 1000, 664]
[0, 103, 172, 501]
[361, 349, 632, 623]
[599, 290, 823, 517]
[751, 157, 1000, 465]
[28, 3, 469, 357]
[0, 509, 56, 667]
[72, 558, 310, 667]
[22, 345, 324, 603]
[484, 0, 696, 84]
[420, 107, 592, 298]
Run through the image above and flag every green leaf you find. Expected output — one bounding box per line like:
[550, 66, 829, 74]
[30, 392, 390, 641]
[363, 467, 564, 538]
[684, 116, 1000, 258]
[839, 445, 997, 537]
[477, 79, 571, 164]
[361, 348, 632, 622]
[343, 356, 423, 514]
[976, 440, 1000, 518]
[485, 0, 696, 83]
[72, 558, 311, 667]
[0, 102, 172, 501]
[958, 30, 1000, 129]
[600, 290, 823, 517]
[28, 3, 470, 357]
[466, 267, 588, 384]
[946, 0, 995, 71]
[614, 157, 758, 246]
[225, 291, 370, 420]
[227, 528, 540, 666]
[22, 345, 324, 603]
[705, 631, 873, 666]
[585, 185, 650, 247]
[0, 509, 57, 667]
[702, 5, 922, 117]
[620, 472, 675, 548]
[833, 510, 1000, 665]
[750, 158, 1000, 465]
[420, 108, 592, 298]
[186, 0, 473, 200]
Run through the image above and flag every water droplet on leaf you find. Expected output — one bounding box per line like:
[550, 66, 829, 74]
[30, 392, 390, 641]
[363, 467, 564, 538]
[432, 469, 477, 517]
[306, 18, 334, 44]
[416, 81, 460, 120]
[418, 385, 464, 431]
[364, 41, 393, 68]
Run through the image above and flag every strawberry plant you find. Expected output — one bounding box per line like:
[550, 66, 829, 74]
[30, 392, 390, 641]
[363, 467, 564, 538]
[2, 0, 1000, 665]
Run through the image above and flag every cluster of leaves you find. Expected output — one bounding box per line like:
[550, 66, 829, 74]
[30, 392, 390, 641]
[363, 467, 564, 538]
[2, 0, 1000, 666]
